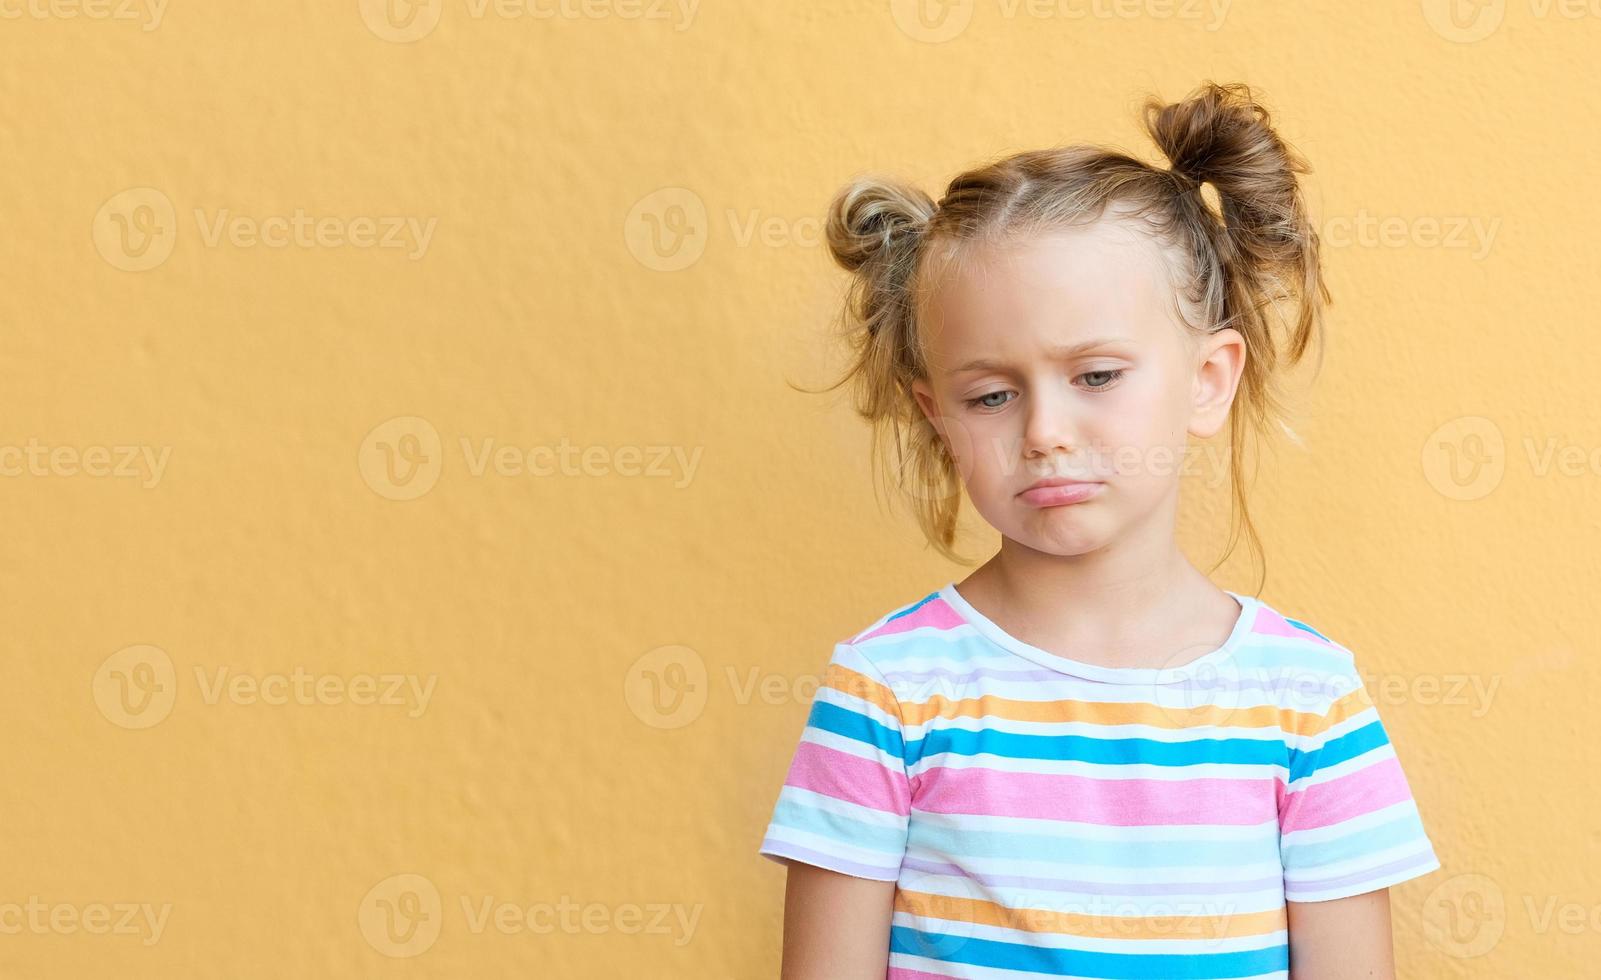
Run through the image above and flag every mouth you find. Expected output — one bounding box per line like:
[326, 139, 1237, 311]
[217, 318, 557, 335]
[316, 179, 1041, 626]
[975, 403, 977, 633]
[1017, 478, 1104, 508]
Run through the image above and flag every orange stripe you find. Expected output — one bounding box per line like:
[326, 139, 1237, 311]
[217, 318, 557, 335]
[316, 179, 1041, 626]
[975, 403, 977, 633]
[821, 663, 903, 722]
[897, 691, 1320, 733]
[1301, 684, 1376, 737]
[824, 661, 1367, 738]
[895, 888, 1287, 941]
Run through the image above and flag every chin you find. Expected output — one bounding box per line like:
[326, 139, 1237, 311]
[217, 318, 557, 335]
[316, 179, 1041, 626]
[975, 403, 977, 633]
[1022, 536, 1107, 559]
[1006, 515, 1110, 557]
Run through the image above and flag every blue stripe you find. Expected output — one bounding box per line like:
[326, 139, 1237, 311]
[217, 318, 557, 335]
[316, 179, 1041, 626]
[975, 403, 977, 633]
[1287, 719, 1389, 783]
[908, 727, 1287, 768]
[891, 925, 1287, 978]
[807, 699, 906, 763]
[885, 591, 941, 623]
[1284, 617, 1330, 641]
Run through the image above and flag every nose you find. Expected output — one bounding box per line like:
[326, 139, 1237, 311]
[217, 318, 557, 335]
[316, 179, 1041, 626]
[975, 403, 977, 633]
[1021, 382, 1078, 460]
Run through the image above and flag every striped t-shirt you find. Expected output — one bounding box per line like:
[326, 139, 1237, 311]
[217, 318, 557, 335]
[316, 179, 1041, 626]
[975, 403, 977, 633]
[757, 582, 1441, 979]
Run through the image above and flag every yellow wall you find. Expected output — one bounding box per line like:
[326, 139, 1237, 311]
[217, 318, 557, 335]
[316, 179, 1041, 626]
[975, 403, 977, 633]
[0, 1, 1592, 976]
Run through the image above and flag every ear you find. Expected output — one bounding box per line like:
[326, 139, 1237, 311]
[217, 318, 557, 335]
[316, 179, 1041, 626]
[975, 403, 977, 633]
[911, 377, 942, 432]
[1189, 328, 1246, 440]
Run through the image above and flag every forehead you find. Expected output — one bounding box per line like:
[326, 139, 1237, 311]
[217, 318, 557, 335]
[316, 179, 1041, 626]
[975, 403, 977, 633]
[917, 218, 1181, 362]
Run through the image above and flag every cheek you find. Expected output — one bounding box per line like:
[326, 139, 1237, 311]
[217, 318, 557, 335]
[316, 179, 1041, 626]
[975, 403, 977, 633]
[1110, 376, 1189, 436]
[1088, 388, 1186, 479]
[951, 419, 1017, 486]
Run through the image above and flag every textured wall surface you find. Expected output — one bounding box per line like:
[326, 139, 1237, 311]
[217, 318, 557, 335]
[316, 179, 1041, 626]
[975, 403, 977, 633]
[0, 1, 1595, 977]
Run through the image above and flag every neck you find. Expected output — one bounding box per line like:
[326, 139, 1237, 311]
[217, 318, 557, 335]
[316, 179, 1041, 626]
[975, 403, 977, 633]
[961, 491, 1215, 642]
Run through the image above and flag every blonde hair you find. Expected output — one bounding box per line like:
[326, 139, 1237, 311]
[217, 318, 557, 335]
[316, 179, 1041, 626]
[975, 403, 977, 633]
[802, 81, 1329, 590]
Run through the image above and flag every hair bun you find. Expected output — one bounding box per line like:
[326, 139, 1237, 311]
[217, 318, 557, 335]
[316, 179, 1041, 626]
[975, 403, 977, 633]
[1143, 80, 1306, 190]
[1142, 80, 1319, 276]
[824, 176, 936, 274]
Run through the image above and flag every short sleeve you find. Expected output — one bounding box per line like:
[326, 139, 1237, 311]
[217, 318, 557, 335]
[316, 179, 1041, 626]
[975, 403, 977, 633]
[757, 641, 912, 881]
[1279, 662, 1442, 902]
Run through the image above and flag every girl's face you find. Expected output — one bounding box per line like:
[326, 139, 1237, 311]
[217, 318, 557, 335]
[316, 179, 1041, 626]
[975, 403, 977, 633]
[910, 219, 1245, 558]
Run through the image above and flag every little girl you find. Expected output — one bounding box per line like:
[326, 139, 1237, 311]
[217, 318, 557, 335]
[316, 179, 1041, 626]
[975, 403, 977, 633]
[758, 81, 1441, 979]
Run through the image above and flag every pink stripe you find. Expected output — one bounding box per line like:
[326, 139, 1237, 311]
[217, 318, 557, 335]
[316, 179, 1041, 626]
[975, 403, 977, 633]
[857, 599, 966, 642]
[1254, 608, 1336, 647]
[787, 741, 910, 816]
[889, 970, 956, 980]
[913, 766, 1274, 825]
[1280, 755, 1410, 833]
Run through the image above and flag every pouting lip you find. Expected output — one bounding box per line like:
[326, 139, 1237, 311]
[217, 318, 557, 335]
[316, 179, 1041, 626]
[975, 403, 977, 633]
[1017, 476, 1103, 496]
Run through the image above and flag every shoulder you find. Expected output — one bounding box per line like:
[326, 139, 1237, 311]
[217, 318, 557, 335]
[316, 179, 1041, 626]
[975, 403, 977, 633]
[1235, 593, 1369, 717]
[824, 585, 974, 683]
[841, 586, 960, 646]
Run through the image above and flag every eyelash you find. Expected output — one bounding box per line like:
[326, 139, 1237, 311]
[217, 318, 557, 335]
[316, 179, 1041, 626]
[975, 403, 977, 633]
[963, 370, 1126, 410]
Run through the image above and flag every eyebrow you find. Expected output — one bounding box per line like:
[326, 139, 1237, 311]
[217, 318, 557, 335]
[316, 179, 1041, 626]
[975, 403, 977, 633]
[947, 338, 1131, 376]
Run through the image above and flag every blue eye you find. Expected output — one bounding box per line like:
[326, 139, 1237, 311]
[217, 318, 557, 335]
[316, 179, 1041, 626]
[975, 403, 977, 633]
[962, 370, 1125, 411]
[965, 391, 1015, 410]
[1081, 369, 1125, 390]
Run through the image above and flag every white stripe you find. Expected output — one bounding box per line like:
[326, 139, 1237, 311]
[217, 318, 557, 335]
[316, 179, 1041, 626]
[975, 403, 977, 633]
[1284, 840, 1438, 885]
[775, 784, 907, 829]
[911, 809, 1278, 842]
[1285, 740, 1397, 790]
[903, 714, 1292, 741]
[758, 825, 901, 869]
[799, 727, 903, 769]
[901, 854, 1286, 889]
[1285, 852, 1441, 903]
[908, 753, 1285, 782]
